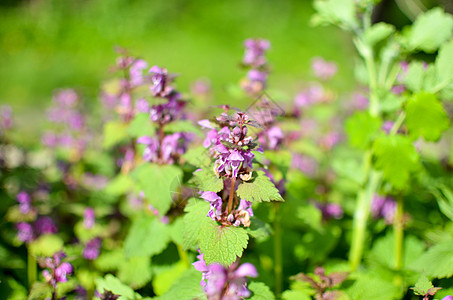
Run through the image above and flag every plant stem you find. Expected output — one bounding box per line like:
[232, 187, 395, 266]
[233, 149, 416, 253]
[349, 170, 381, 271]
[227, 177, 237, 214]
[394, 196, 404, 289]
[27, 248, 37, 288]
[273, 202, 282, 299]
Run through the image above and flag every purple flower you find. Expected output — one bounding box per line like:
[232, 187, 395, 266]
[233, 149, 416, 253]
[258, 126, 283, 151]
[320, 132, 341, 150]
[243, 38, 270, 67]
[193, 250, 209, 287]
[442, 296, 453, 300]
[371, 194, 396, 224]
[40, 252, 73, 288]
[129, 59, 148, 87]
[138, 136, 159, 162]
[382, 121, 394, 134]
[191, 78, 211, 97]
[0, 105, 13, 130]
[200, 191, 223, 220]
[311, 57, 338, 80]
[16, 222, 34, 242]
[314, 202, 343, 221]
[197, 260, 258, 300]
[53, 89, 78, 107]
[291, 154, 318, 177]
[35, 216, 58, 235]
[83, 207, 95, 229]
[83, 237, 102, 260]
[135, 98, 149, 113]
[391, 85, 405, 95]
[149, 66, 172, 97]
[351, 93, 369, 111]
[17, 191, 32, 214]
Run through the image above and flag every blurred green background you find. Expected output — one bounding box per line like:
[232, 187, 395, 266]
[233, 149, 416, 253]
[0, 0, 450, 113]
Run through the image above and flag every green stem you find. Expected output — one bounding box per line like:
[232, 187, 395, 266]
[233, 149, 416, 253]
[27, 248, 37, 288]
[394, 196, 404, 289]
[177, 244, 190, 267]
[273, 202, 282, 299]
[349, 170, 381, 271]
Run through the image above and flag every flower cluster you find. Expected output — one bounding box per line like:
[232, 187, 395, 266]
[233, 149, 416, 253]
[42, 89, 89, 159]
[240, 38, 270, 95]
[371, 194, 396, 224]
[83, 237, 102, 260]
[311, 57, 338, 80]
[193, 252, 258, 300]
[314, 201, 344, 221]
[137, 65, 190, 165]
[14, 191, 57, 243]
[40, 251, 73, 289]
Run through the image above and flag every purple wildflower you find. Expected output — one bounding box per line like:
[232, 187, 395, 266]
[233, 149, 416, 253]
[34, 216, 58, 235]
[442, 296, 453, 300]
[135, 98, 150, 113]
[17, 191, 32, 214]
[314, 201, 344, 221]
[291, 154, 318, 177]
[195, 258, 258, 300]
[40, 252, 73, 288]
[311, 57, 338, 80]
[371, 194, 396, 224]
[83, 207, 95, 229]
[16, 222, 34, 242]
[257, 125, 283, 151]
[351, 93, 369, 111]
[0, 105, 13, 130]
[243, 38, 270, 68]
[382, 121, 394, 134]
[129, 59, 148, 87]
[149, 66, 173, 97]
[83, 237, 102, 260]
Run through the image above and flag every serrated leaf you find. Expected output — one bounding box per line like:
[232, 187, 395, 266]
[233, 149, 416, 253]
[128, 113, 156, 138]
[28, 282, 51, 300]
[345, 111, 382, 149]
[124, 216, 171, 258]
[407, 7, 453, 53]
[191, 167, 224, 193]
[236, 171, 284, 203]
[103, 121, 129, 149]
[249, 282, 276, 300]
[182, 145, 211, 167]
[364, 22, 395, 46]
[96, 274, 141, 300]
[156, 268, 206, 300]
[118, 256, 152, 289]
[410, 241, 453, 279]
[347, 274, 398, 300]
[182, 199, 211, 250]
[164, 120, 202, 136]
[199, 221, 249, 266]
[405, 92, 449, 141]
[412, 274, 434, 296]
[435, 40, 453, 91]
[372, 135, 419, 189]
[131, 163, 182, 214]
[28, 235, 64, 257]
[312, 0, 358, 30]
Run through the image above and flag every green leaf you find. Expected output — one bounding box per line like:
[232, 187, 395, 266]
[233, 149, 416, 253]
[347, 274, 399, 300]
[435, 40, 453, 91]
[94, 249, 124, 272]
[128, 113, 156, 138]
[246, 217, 272, 243]
[118, 256, 152, 289]
[156, 268, 206, 300]
[345, 111, 382, 149]
[372, 135, 419, 189]
[236, 171, 284, 203]
[199, 221, 249, 266]
[131, 163, 182, 214]
[182, 199, 211, 250]
[96, 274, 141, 300]
[104, 174, 134, 196]
[407, 7, 453, 53]
[249, 282, 276, 300]
[411, 274, 434, 296]
[430, 184, 453, 222]
[404, 61, 425, 92]
[103, 121, 129, 149]
[74, 221, 104, 243]
[410, 241, 453, 279]
[152, 261, 189, 296]
[190, 167, 224, 193]
[405, 92, 449, 141]
[263, 150, 292, 176]
[164, 120, 202, 136]
[312, 0, 358, 30]
[124, 216, 171, 258]
[182, 145, 211, 167]
[364, 22, 395, 46]
[169, 217, 185, 245]
[28, 235, 64, 257]
[28, 282, 51, 300]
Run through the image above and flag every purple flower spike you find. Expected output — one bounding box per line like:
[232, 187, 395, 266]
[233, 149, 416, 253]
[16, 222, 34, 242]
[149, 66, 172, 97]
[17, 191, 32, 214]
[83, 237, 102, 260]
[40, 251, 73, 288]
[135, 98, 149, 113]
[35, 216, 58, 235]
[243, 38, 270, 67]
[83, 207, 95, 229]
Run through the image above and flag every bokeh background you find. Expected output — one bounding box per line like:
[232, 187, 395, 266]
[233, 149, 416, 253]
[0, 0, 451, 118]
